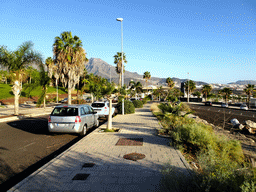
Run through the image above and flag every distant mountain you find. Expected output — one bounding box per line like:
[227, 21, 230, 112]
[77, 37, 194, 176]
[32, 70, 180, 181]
[85, 58, 208, 86]
[228, 80, 256, 85]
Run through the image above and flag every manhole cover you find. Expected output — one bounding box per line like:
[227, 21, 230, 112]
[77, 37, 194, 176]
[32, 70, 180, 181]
[123, 153, 146, 161]
[116, 138, 143, 146]
[82, 163, 95, 168]
[72, 173, 90, 180]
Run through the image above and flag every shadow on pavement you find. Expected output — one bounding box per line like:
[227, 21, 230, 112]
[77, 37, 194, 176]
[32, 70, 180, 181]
[7, 117, 49, 135]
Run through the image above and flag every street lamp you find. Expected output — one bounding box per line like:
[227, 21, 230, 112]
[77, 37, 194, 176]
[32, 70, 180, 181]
[116, 17, 124, 115]
[187, 72, 189, 103]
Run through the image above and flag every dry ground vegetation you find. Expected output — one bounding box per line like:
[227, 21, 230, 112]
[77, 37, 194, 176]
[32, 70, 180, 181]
[150, 102, 256, 192]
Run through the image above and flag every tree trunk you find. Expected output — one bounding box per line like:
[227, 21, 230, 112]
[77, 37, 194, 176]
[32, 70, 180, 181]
[91, 93, 94, 103]
[14, 94, 19, 115]
[119, 74, 121, 88]
[107, 99, 113, 130]
[43, 97, 46, 109]
[12, 81, 22, 116]
[68, 87, 72, 105]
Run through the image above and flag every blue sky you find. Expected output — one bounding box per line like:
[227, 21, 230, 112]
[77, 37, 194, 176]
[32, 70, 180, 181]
[0, 0, 255, 84]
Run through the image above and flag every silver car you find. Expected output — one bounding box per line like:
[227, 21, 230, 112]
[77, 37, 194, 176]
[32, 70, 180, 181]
[48, 104, 99, 136]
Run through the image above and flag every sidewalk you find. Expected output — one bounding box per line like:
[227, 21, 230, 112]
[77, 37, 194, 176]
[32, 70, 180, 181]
[8, 103, 191, 192]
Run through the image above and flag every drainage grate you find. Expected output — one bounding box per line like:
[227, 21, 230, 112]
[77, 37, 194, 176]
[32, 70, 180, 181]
[82, 163, 95, 168]
[123, 153, 146, 161]
[72, 173, 90, 180]
[115, 138, 143, 146]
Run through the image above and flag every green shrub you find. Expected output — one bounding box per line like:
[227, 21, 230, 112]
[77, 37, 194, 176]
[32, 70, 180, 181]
[180, 102, 192, 113]
[132, 100, 143, 108]
[116, 100, 135, 114]
[142, 97, 148, 104]
[158, 102, 182, 116]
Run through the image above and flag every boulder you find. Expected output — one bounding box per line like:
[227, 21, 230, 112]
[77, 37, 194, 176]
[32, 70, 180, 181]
[230, 118, 240, 126]
[244, 120, 256, 134]
[244, 120, 256, 129]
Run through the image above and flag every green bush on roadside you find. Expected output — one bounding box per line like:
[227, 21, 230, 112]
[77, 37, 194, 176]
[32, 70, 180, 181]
[116, 100, 135, 114]
[155, 103, 255, 192]
[132, 100, 143, 108]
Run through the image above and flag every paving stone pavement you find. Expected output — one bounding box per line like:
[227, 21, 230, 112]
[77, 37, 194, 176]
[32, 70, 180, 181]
[8, 103, 191, 192]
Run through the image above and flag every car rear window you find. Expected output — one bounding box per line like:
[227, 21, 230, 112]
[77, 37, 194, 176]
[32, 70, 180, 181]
[92, 103, 105, 107]
[51, 107, 78, 116]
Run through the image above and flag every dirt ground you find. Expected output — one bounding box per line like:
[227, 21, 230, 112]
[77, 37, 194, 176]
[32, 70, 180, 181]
[188, 104, 256, 160]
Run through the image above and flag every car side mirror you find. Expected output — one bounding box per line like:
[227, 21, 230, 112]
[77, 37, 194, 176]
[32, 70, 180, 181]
[93, 111, 97, 114]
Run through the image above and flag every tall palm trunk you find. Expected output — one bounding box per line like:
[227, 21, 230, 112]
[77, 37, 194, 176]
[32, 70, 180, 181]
[12, 80, 22, 115]
[68, 87, 72, 105]
[119, 73, 121, 88]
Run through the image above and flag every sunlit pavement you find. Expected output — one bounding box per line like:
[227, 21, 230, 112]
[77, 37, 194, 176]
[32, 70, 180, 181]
[8, 103, 191, 192]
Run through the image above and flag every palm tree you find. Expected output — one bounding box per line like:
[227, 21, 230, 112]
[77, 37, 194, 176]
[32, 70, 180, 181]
[166, 77, 175, 90]
[219, 87, 232, 103]
[193, 91, 201, 98]
[184, 80, 196, 98]
[37, 62, 51, 108]
[113, 52, 127, 87]
[202, 84, 212, 101]
[143, 71, 151, 92]
[0, 41, 43, 115]
[244, 84, 255, 108]
[53, 31, 87, 104]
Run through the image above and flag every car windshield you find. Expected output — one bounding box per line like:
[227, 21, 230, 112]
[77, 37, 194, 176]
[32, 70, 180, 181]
[92, 103, 105, 107]
[51, 107, 78, 116]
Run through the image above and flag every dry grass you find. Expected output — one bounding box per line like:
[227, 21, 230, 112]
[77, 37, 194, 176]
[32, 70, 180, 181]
[150, 102, 161, 113]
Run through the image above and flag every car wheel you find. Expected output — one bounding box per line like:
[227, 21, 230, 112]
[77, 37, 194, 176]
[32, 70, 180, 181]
[80, 124, 87, 136]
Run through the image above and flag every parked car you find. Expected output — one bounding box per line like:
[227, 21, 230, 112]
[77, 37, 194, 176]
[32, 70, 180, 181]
[84, 98, 92, 103]
[60, 98, 68, 103]
[60, 98, 74, 103]
[240, 104, 248, 110]
[48, 104, 99, 136]
[91, 101, 115, 118]
[205, 101, 212, 106]
[221, 103, 228, 108]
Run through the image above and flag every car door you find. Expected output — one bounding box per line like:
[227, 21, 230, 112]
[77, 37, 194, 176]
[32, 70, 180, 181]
[80, 107, 87, 128]
[84, 106, 93, 128]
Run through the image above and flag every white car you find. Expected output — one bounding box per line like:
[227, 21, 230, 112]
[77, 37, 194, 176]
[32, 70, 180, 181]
[221, 103, 228, 108]
[240, 104, 248, 110]
[91, 101, 115, 118]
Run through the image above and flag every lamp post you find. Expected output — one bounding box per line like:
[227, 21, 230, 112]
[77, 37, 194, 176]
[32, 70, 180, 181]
[187, 72, 189, 103]
[116, 18, 124, 115]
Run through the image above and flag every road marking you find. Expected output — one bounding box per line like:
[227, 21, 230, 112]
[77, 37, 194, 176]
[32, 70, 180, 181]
[229, 111, 231, 114]
[207, 108, 210, 111]
[218, 110, 220, 112]
[240, 113, 243, 115]
[18, 142, 35, 150]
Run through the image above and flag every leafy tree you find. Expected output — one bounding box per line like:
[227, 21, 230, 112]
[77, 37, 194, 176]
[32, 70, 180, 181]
[0, 41, 43, 115]
[113, 52, 127, 87]
[202, 84, 212, 101]
[244, 84, 255, 108]
[53, 31, 87, 104]
[166, 77, 175, 90]
[143, 71, 151, 92]
[219, 87, 232, 103]
[193, 91, 201, 98]
[36, 62, 51, 108]
[184, 80, 196, 98]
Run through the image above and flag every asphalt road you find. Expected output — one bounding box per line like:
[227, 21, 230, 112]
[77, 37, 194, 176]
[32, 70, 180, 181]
[188, 103, 256, 119]
[0, 115, 107, 191]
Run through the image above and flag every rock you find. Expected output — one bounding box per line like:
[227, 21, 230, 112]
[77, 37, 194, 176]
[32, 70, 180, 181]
[238, 124, 244, 130]
[231, 118, 240, 126]
[245, 120, 256, 129]
[244, 120, 256, 134]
